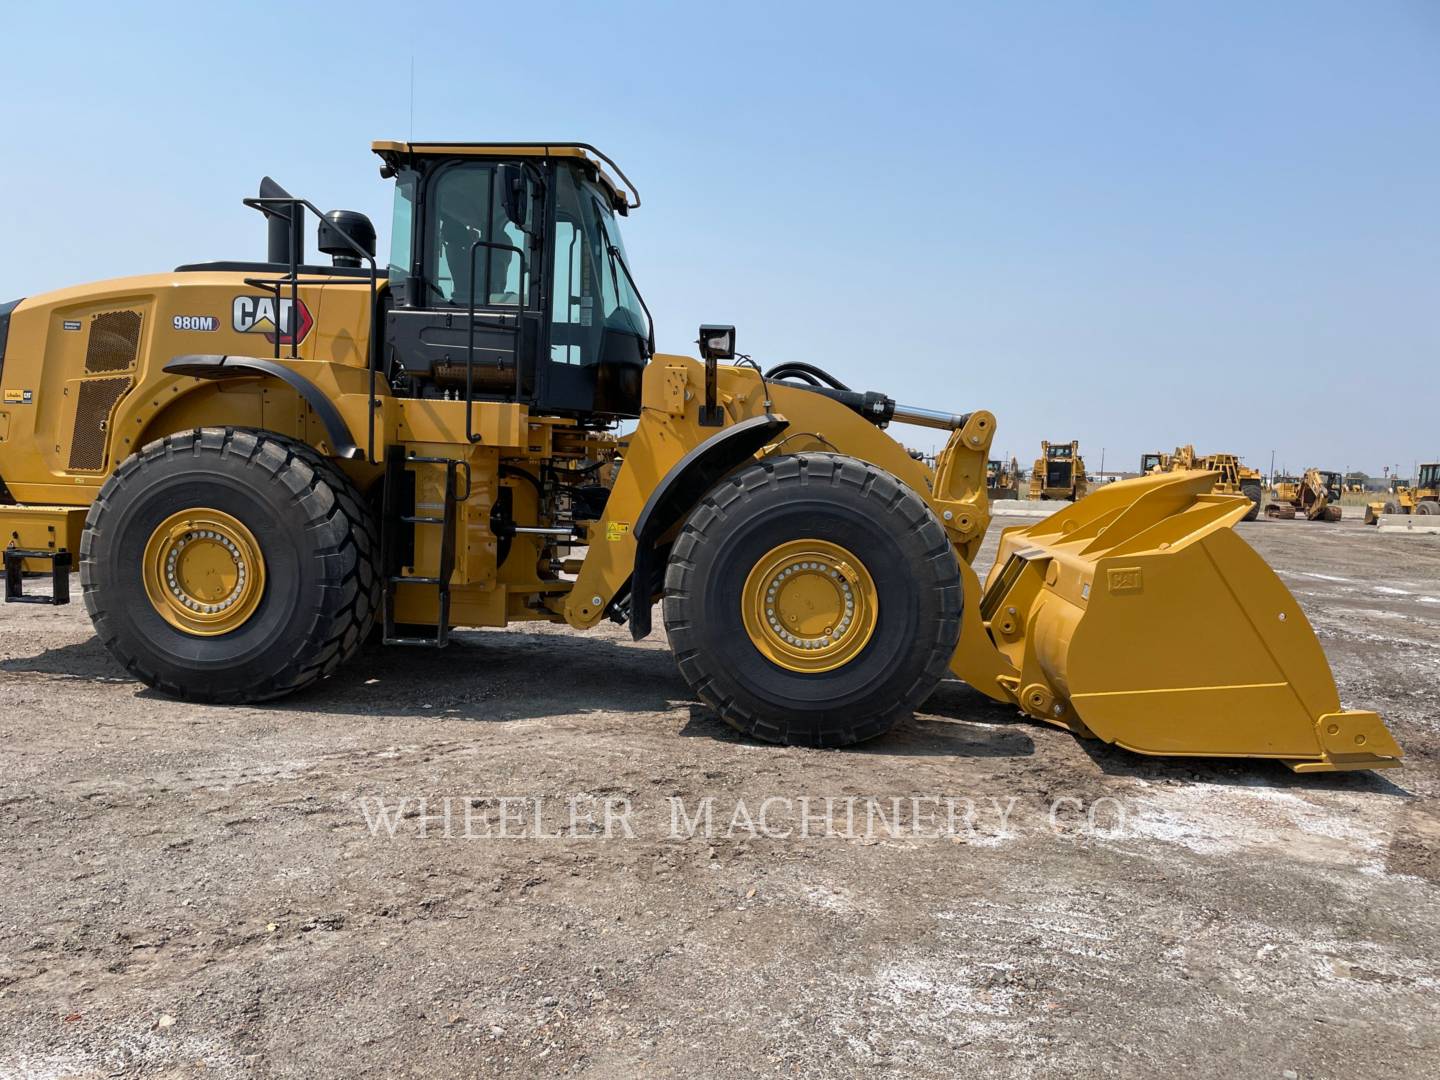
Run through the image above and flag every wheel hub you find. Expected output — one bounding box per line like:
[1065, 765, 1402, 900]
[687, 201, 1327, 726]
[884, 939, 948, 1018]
[741, 539, 878, 673]
[142, 509, 266, 635]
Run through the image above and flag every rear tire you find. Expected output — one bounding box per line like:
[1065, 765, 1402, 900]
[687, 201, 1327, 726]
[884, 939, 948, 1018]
[1416, 500, 1440, 516]
[1241, 481, 1263, 522]
[80, 428, 380, 703]
[663, 453, 962, 747]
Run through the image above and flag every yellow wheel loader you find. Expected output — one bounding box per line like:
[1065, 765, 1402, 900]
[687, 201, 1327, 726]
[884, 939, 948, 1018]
[1028, 441, 1088, 501]
[0, 141, 1400, 771]
[1364, 464, 1440, 524]
[1266, 469, 1343, 522]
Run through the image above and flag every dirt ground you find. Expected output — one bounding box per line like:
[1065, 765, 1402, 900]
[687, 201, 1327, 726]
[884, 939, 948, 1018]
[0, 514, 1436, 1079]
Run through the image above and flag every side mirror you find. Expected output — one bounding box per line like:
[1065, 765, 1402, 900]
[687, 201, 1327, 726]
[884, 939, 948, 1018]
[498, 164, 530, 229]
[698, 324, 736, 361]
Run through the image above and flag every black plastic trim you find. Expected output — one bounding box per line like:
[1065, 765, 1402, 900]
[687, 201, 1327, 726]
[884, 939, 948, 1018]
[173, 261, 387, 279]
[0, 297, 23, 382]
[627, 413, 788, 640]
[162, 355, 361, 459]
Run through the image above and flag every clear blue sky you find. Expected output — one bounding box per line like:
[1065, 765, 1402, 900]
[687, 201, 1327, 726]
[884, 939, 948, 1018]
[2, 1, 1435, 477]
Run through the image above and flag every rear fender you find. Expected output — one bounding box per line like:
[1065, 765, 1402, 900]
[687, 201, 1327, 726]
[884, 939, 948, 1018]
[163, 355, 360, 458]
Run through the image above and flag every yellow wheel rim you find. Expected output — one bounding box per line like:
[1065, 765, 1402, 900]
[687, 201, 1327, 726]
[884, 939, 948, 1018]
[741, 539, 879, 673]
[141, 508, 266, 636]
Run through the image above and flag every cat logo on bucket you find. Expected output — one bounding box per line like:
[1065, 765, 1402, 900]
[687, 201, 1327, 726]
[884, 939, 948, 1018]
[232, 296, 314, 346]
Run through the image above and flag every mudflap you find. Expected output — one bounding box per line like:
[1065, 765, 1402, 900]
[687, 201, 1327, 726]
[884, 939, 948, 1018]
[950, 470, 1403, 772]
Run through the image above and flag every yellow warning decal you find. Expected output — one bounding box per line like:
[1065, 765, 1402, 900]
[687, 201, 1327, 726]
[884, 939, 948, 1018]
[606, 521, 631, 541]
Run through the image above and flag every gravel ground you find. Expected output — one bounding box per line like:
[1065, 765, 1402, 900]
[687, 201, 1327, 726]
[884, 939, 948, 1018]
[0, 514, 1435, 1079]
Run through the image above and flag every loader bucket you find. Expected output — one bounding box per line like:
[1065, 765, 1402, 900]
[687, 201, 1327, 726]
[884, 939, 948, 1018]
[968, 470, 1402, 772]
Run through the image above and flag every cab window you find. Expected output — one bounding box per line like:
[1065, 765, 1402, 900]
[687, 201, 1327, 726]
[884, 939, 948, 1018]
[423, 163, 528, 308]
[388, 170, 417, 281]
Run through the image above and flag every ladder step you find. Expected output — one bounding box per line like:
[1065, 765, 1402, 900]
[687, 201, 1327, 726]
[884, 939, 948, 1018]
[383, 634, 449, 648]
[380, 447, 463, 652]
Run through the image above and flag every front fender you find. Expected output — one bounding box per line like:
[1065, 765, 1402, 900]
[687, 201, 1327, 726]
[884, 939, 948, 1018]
[626, 414, 789, 639]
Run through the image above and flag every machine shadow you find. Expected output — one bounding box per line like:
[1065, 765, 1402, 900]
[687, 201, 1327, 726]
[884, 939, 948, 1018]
[0, 635, 1409, 792]
[0, 629, 690, 725]
[0, 637, 135, 684]
[677, 677, 1037, 760]
[918, 675, 1410, 795]
[1071, 735, 1414, 796]
[271, 630, 688, 723]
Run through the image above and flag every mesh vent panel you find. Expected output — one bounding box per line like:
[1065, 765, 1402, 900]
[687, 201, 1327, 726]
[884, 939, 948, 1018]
[68, 376, 132, 471]
[84, 310, 142, 373]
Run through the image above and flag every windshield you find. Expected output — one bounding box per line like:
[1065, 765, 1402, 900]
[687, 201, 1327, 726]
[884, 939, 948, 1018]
[549, 164, 648, 365]
[582, 182, 647, 340]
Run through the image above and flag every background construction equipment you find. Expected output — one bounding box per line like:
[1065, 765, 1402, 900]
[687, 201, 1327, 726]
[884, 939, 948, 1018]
[1029, 441, 1088, 501]
[1146, 445, 1263, 522]
[1267, 469, 1344, 521]
[986, 456, 1022, 499]
[1364, 462, 1440, 524]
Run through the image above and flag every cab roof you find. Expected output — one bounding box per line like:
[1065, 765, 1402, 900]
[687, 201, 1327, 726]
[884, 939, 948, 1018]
[371, 140, 638, 212]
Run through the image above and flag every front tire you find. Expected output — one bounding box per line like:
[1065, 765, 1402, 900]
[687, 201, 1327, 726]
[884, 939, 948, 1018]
[1241, 481, 1263, 522]
[80, 428, 380, 703]
[663, 453, 962, 748]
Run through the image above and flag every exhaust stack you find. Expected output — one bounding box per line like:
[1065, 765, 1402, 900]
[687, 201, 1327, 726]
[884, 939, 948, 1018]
[259, 176, 303, 266]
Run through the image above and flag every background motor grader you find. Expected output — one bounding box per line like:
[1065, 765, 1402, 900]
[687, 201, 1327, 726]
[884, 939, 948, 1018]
[1266, 468, 1344, 522]
[1028, 440, 1088, 500]
[0, 141, 1399, 771]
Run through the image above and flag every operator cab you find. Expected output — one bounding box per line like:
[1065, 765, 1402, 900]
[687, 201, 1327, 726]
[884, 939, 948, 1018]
[374, 141, 651, 420]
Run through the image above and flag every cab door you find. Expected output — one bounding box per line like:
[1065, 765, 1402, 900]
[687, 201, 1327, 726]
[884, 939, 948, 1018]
[386, 161, 538, 400]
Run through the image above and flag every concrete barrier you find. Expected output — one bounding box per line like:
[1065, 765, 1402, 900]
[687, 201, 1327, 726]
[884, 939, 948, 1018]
[989, 499, 1067, 519]
[1376, 513, 1440, 535]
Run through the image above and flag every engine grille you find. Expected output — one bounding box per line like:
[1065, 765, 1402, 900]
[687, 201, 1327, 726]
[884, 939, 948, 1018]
[84, 310, 142, 374]
[68, 376, 133, 472]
